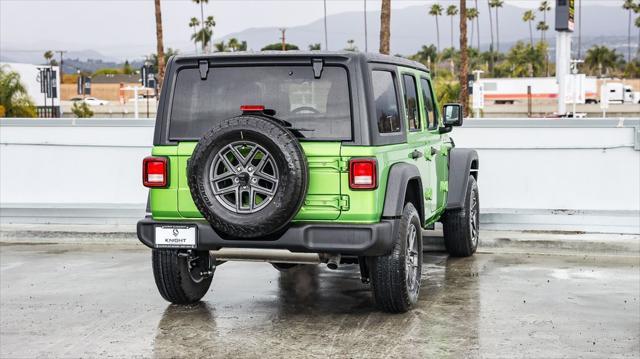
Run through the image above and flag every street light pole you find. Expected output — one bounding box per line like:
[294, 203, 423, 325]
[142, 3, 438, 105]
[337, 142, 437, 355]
[324, 0, 329, 50]
[364, 0, 368, 52]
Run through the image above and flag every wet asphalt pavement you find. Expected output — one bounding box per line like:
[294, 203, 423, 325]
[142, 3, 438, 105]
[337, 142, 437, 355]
[1, 243, 639, 358]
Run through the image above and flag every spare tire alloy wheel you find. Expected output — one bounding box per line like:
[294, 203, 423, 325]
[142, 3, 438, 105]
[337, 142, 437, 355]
[210, 141, 279, 213]
[188, 115, 308, 239]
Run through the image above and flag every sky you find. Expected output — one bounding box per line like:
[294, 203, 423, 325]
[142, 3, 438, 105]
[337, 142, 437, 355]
[0, 0, 626, 60]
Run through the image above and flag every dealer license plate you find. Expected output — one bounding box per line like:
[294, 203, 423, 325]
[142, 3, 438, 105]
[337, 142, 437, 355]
[155, 225, 197, 248]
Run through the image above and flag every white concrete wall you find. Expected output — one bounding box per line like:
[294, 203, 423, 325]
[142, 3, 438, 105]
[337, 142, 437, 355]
[1, 118, 639, 233]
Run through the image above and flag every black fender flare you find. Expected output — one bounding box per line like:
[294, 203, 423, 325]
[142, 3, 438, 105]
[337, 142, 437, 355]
[447, 148, 479, 210]
[382, 163, 424, 222]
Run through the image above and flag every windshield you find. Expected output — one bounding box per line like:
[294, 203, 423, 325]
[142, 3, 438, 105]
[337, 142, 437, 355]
[169, 65, 352, 141]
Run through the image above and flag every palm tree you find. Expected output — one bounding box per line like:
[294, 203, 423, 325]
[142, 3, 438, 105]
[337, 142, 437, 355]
[523, 10, 536, 48]
[536, 21, 548, 42]
[192, 0, 209, 45]
[537, 21, 550, 75]
[474, 0, 480, 51]
[585, 45, 623, 76]
[0, 65, 37, 117]
[188, 17, 200, 54]
[623, 0, 637, 62]
[214, 41, 228, 52]
[489, 0, 504, 53]
[636, 15, 640, 57]
[446, 5, 458, 49]
[345, 39, 358, 52]
[459, 0, 469, 116]
[227, 38, 247, 52]
[308, 43, 322, 51]
[429, 4, 443, 51]
[154, 0, 165, 88]
[466, 8, 478, 50]
[486, 0, 495, 53]
[43, 50, 54, 65]
[193, 16, 215, 53]
[379, 0, 391, 54]
[538, 1, 551, 44]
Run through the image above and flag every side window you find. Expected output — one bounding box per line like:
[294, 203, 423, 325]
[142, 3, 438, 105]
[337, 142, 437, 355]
[420, 78, 438, 130]
[402, 74, 421, 132]
[372, 70, 401, 133]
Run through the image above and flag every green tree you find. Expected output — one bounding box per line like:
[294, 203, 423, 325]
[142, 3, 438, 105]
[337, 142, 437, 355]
[227, 38, 247, 52]
[429, 4, 443, 51]
[446, 5, 458, 49]
[122, 60, 133, 75]
[147, 48, 179, 74]
[412, 45, 438, 66]
[522, 10, 536, 47]
[43, 50, 54, 65]
[261, 43, 299, 51]
[584, 45, 623, 76]
[188, 17, 200, 54]
[308, 43, 322, 51]
[71, 102, 94, 118]
[0, 65, 37, 118]
[496, 41, 547, 77]
[489, 0, 504, 53]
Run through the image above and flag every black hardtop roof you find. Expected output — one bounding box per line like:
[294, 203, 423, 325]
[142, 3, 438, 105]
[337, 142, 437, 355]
[171, 51, 428, 72]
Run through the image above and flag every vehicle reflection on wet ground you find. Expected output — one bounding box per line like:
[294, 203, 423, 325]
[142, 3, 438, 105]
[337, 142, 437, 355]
[1, 243, 638, 358]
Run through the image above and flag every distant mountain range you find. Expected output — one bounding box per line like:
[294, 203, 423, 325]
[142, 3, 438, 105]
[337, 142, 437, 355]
[1, 2, 636, 69]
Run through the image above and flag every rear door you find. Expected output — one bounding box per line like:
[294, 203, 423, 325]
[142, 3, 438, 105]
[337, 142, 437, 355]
[295, 142, 345, 220]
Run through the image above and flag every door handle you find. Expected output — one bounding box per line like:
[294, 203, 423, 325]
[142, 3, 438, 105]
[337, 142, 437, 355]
[410, 149, 423, 159]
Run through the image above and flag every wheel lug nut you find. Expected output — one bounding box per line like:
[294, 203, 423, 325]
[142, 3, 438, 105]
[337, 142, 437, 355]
[251, 178, 257, 183]
[236, 167, 242, 171]
[248, 167, 253, 172]
[234, 178, 239, 182]
[242, 186, 247, 189]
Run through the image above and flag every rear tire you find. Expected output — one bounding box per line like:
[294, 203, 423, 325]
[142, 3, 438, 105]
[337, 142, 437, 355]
[152, 249, 213, 304]
[368, 202, 423, 313]
[443, 175, 479, 257]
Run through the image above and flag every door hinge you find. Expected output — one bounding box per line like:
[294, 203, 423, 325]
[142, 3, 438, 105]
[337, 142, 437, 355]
[424, 188, 433, 200]
[439, 181, 449, 192]
[339, 195, 350, 211]
[339, 159, 349, 172]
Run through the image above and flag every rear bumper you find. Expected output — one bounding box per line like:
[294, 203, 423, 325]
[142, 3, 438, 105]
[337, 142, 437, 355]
[136, 217, 397, 256]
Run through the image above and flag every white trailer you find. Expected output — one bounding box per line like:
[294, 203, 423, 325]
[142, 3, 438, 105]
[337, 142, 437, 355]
[478, 77, 598, 105]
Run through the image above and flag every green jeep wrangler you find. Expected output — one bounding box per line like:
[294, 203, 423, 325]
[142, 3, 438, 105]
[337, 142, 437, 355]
[137, 52, 479, 313]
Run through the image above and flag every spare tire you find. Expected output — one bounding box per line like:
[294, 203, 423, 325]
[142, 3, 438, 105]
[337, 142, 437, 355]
[187, 115, 308, 239]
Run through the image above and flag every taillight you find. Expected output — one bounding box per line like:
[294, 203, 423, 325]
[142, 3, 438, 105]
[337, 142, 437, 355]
[143, 157, 168, 188]
[349, 158, 377, 190]
[240, 105, 265, 112]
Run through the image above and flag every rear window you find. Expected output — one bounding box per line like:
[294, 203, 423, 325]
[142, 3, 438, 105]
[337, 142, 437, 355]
[169, 65, 351, 141]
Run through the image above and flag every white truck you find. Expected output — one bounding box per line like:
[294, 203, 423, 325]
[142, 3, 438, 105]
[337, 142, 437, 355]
[602, 82, 640, 104]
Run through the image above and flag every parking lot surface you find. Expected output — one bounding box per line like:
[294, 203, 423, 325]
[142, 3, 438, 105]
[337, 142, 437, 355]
[1, 242, 638, 358]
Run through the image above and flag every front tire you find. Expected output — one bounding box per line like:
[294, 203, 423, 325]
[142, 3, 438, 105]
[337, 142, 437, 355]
[443, 175, 479, 257]
[369, 202, 423, 313]
[152, 249, 213, 304]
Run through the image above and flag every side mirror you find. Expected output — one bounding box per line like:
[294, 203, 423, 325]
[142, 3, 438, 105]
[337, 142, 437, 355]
[442, 104, 464, 127]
